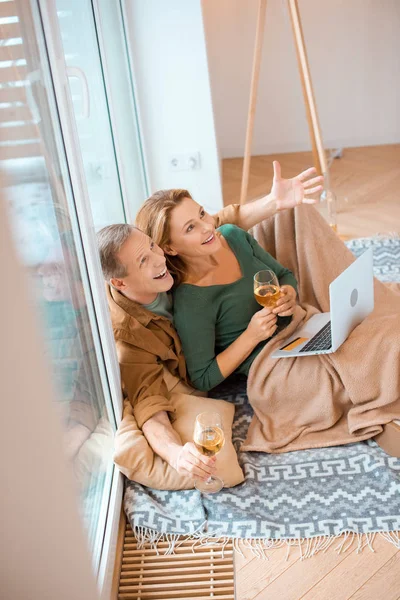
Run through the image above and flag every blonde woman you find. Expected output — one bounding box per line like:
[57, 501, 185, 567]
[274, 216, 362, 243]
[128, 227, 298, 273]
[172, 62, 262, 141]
[136, 184, 299, 391]
[135, 163, 323, 392]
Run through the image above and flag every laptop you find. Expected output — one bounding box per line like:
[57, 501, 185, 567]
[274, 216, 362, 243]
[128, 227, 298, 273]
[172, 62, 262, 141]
[271, 248, 374, 358]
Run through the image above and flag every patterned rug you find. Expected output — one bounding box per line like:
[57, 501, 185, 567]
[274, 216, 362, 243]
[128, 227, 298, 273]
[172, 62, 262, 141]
[124, 235, 400, 556]
[345, 235, 400, 282]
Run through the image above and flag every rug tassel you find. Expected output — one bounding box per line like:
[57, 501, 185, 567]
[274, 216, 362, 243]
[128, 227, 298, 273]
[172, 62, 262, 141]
[129, 525, 400, 559]
[335, 530, 349, 554]
[284, 539, 298, 561]
[322, 535, 336, 553]
[380, 531, 400, 549]
[298, 537, 304, 561]
[356, 532, 365, 554]
[343, 531, 356, 554]
[221, 537, 230, 558]
[234, 537, 245, 557]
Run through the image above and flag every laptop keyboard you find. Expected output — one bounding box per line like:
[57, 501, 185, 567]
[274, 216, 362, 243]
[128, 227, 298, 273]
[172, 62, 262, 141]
[299, 321, 332, 353]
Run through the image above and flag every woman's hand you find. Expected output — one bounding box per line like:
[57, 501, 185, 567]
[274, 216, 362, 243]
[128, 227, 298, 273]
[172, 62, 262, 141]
[246, 307, 278, 344]
[172, 442, 216, 481]
[216, 308, 277, 380]
[273, 285, 297, 317]
[271, 161, 324, 211]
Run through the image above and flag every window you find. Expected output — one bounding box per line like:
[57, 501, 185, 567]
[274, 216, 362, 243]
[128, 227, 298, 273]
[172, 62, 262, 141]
[55, 0, 126, 229]
[55, 0, 148, 229]
[0, 0, 128, 572]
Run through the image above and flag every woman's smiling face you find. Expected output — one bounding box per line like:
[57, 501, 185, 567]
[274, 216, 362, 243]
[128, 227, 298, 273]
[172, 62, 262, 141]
[166, 197, 222, 259]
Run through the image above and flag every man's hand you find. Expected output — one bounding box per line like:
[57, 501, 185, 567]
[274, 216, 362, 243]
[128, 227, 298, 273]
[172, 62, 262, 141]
[273, 285, 297, 317]
[271, 161, 324, 211]
[142, 412, 216, 480]
[172, 442, 217, 481]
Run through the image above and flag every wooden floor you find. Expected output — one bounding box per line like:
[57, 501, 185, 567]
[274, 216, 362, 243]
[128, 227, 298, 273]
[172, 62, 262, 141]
[222, 144, 400, 239]
[234, 538, 400, 600]
[223, 144, 400, 600]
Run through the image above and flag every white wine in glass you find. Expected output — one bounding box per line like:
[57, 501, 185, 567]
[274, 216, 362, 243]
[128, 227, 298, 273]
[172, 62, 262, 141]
[254, 269, 281, 309]
[193, 412, 225, 494]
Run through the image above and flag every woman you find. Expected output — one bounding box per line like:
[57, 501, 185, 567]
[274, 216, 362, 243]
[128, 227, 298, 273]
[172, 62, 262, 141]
[135, 161, 322, 391]
[136, 170, 400, 455]
[139, 191, 298, 392]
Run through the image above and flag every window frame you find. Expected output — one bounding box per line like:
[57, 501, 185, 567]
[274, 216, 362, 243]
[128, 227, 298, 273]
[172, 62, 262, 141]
[31, 0, 127, 584]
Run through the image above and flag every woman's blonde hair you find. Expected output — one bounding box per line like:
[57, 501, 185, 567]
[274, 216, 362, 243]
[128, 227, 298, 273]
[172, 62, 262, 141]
[135, 189, 193, 286]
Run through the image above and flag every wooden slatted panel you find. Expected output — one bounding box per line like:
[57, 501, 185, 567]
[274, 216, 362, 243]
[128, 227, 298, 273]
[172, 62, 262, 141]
[0, 4, 42, 161]
[0, 65, 27, 83]
[1, 124, 38, 140]
[0, 22, 21, 40]
[0, 86, 27, 104]
[0, 104, 32, 122]
[0, 43, 25, 61]
[118, 523, 235, 600]
[0, 1, 16, 19]
[0, 142, 41, 160]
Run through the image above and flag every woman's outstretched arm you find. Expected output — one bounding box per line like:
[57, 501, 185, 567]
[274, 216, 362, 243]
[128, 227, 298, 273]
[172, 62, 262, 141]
[213, 162, 323, 232]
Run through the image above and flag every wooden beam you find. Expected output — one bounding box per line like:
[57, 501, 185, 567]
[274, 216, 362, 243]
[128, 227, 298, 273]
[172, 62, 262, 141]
[287, 0, 327, 176]
[0, 124, 39, 141]
[0, 22, 21, 40]
[0, 142, 41, 160]
[0, 43, 25, 62]
[0, 105, 33, 123]
[0, 1, 16, 19]
[240, 0, 267, 204]
[0, 87, 27, 104]
[0, 65, 27, 84]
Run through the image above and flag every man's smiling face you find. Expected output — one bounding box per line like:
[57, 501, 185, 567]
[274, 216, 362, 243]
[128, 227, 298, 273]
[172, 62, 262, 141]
[110, 229, 174, 304]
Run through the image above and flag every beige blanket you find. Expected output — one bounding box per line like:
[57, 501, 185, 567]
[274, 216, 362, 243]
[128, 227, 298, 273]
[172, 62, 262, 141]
[242, 205, 400, 453]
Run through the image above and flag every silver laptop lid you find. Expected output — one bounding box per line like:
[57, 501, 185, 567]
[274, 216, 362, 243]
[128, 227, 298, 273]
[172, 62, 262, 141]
[329, 248, 374, 351]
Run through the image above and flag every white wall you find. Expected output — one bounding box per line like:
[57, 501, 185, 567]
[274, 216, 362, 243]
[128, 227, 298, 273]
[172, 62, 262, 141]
[124, 0, 223, 214]
[202, 0, 400, 158]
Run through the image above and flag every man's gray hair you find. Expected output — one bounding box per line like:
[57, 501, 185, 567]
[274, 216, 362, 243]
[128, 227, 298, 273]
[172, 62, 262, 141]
[97, 223, 136, 281]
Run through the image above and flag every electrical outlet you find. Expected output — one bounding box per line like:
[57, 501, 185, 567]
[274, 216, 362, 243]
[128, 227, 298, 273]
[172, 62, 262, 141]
[169, 151, 201, 172]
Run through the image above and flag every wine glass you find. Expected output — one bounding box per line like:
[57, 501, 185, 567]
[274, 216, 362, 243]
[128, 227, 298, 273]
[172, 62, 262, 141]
[193, 412, 225, 494]
[254, 269, 281, 309]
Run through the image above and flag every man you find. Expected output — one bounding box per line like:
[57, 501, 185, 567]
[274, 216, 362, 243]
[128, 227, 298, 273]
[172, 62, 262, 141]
[97, 163, 323, 481]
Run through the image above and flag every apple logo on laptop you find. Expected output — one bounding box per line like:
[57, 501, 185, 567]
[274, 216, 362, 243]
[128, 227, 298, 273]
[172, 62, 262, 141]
[350, 288, 358, 308]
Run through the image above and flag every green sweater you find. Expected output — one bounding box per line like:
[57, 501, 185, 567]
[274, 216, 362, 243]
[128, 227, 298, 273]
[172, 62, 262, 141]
[173, 224, 297, 391]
